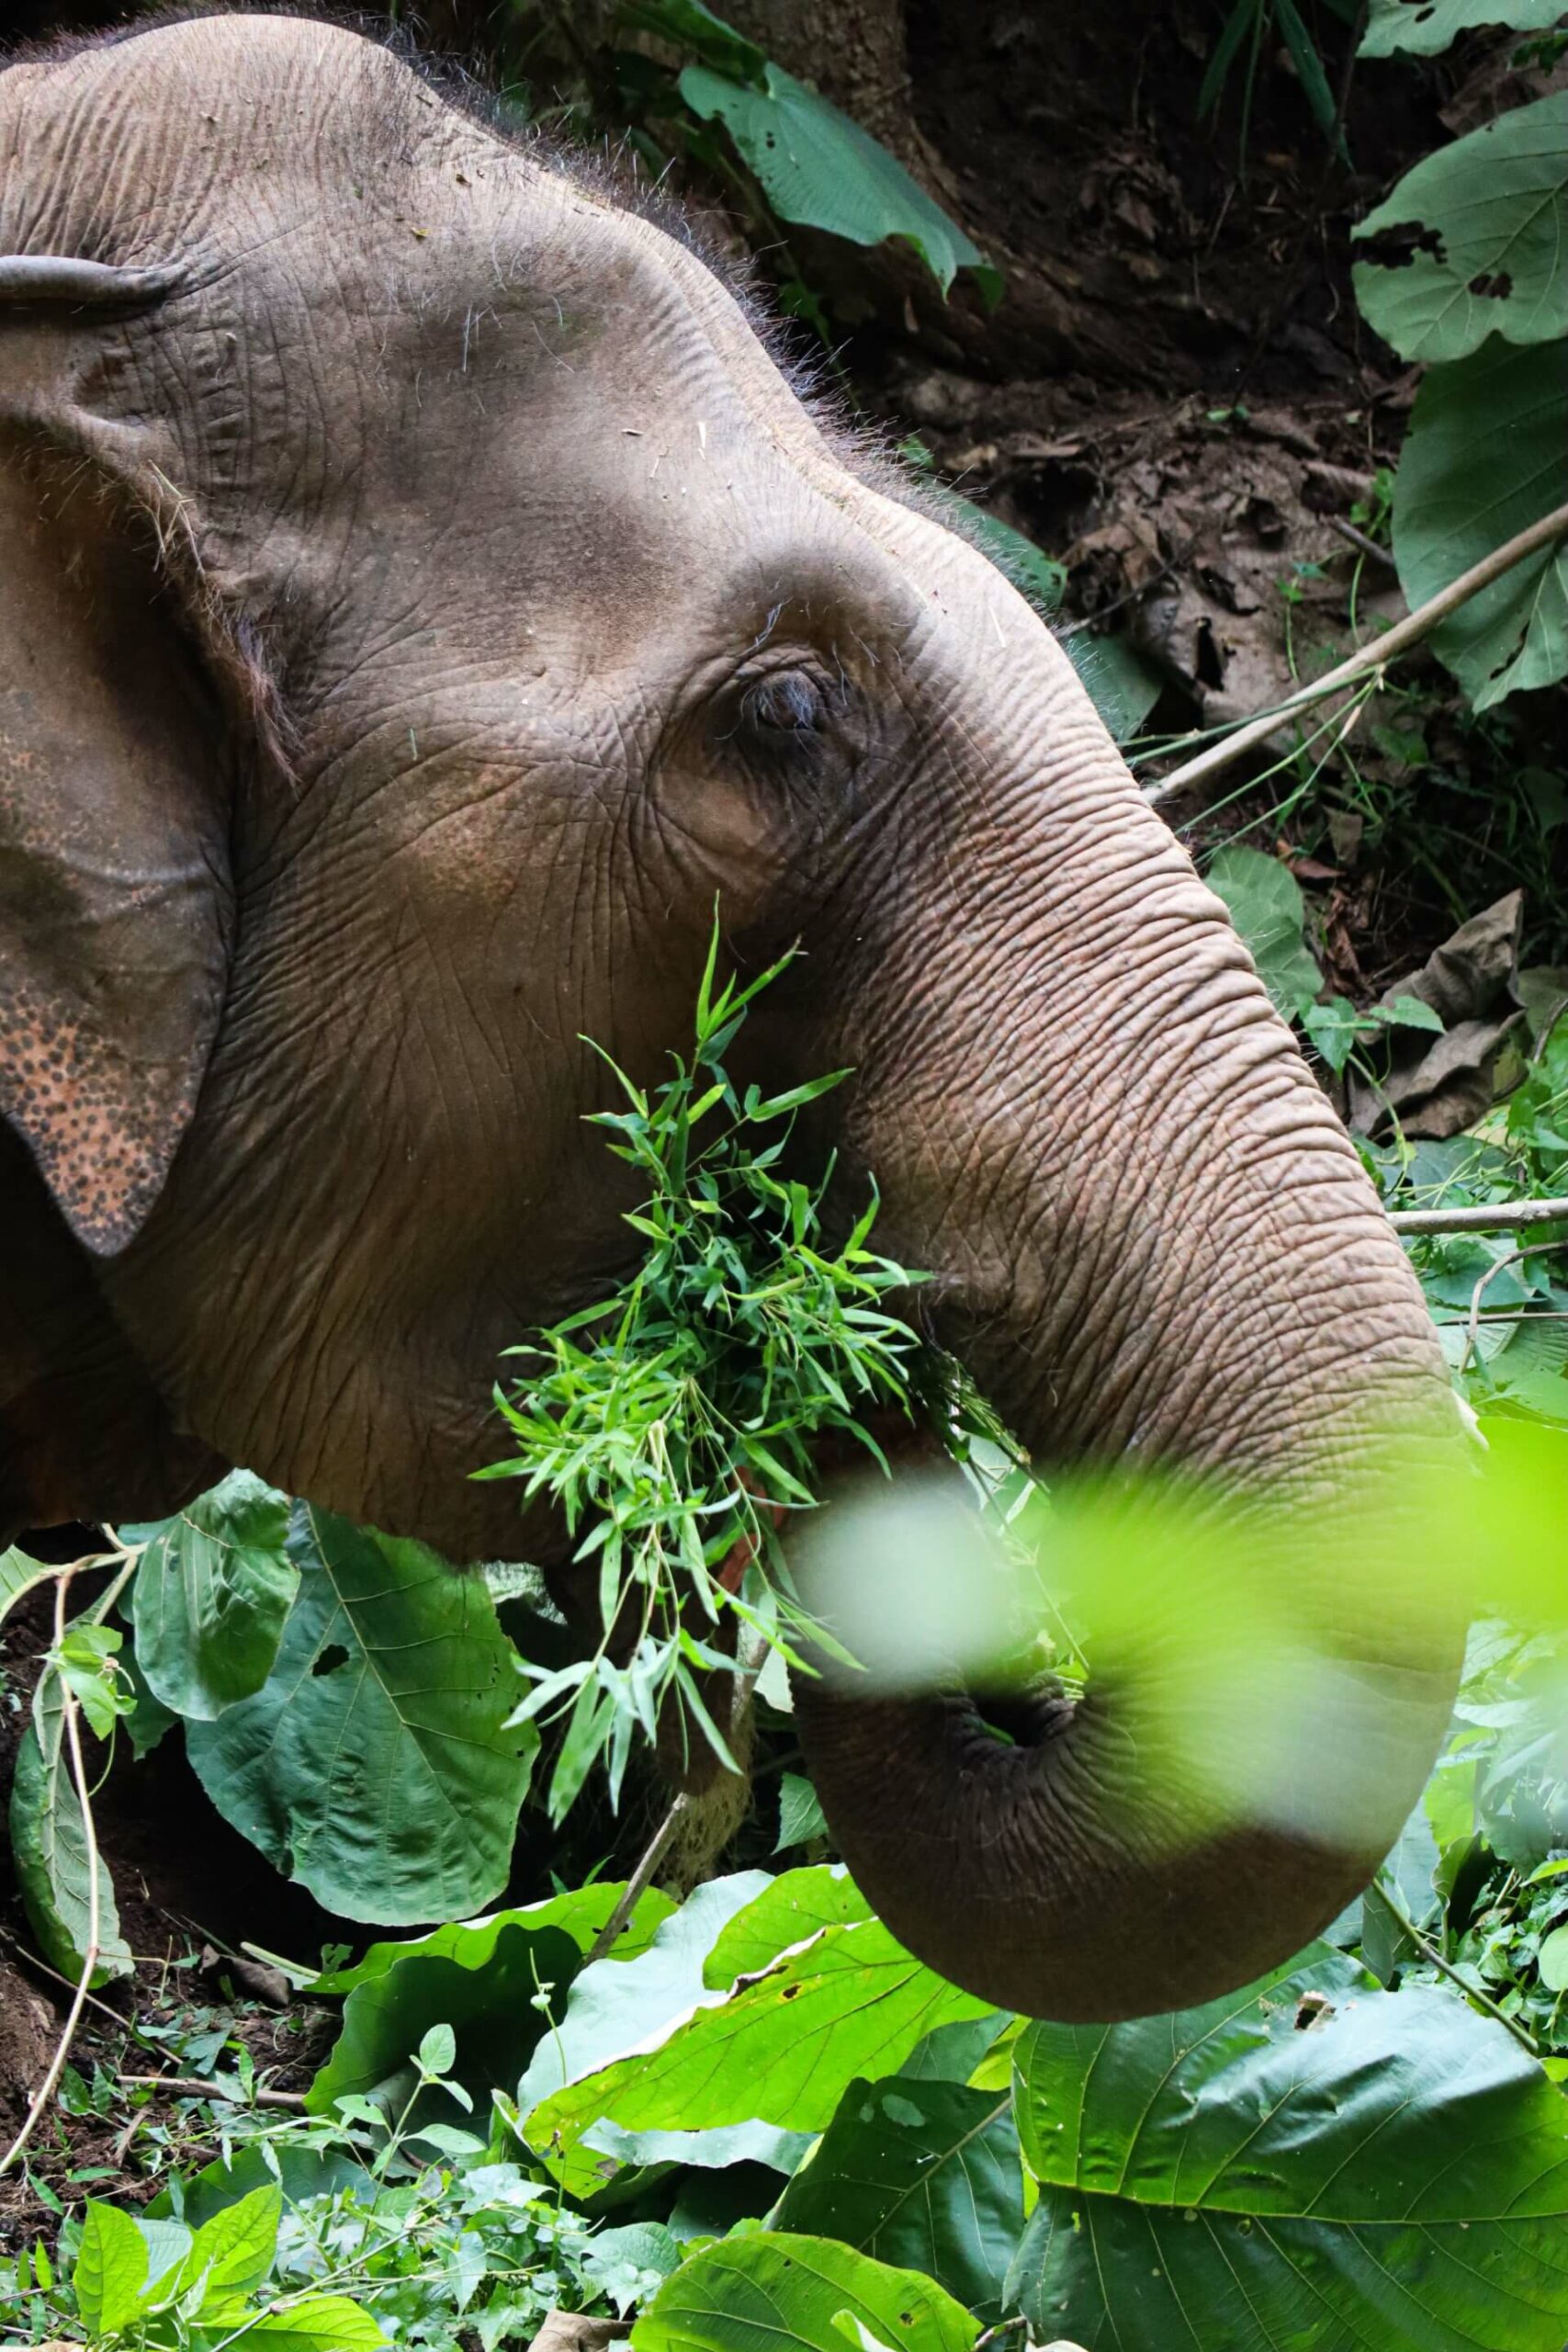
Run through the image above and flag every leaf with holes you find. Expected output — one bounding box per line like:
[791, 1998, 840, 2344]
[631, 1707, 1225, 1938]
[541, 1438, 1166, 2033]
[634, 2233, 977, 2352]
[184, 1503, 536, 1922]
[679, 63, 998, 300]
[526, 1899, 991, 2197]
[516, 1872, 836, 2197]
[130, 1471, 296, 1721]
[1006, 1941, 1568, 2352]
[1354, 92, 1568, 360]
[1393, 334, 1568, 708]
[1361, 0, 1567, 57]
[775, 2076, 1022, 2321]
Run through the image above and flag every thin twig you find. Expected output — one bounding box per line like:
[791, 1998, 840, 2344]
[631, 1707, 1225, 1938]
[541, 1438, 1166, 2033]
[1146, 499, 1568, 808]
[583, 1628, 771, 1969]
[116, 2072, 306, 2110]
[1377, 1878, 1539, 2057]
[1460, 1241, 1564, 1376]
[1327, 514, 1397, 569]
[0, 1927, 137, 2036]
[0, 1571, 103, 2177]
[1388, 1198, 1568, 1235]
[1434, 1310, 1568, 1326]
[583, 1793, 690, 1968]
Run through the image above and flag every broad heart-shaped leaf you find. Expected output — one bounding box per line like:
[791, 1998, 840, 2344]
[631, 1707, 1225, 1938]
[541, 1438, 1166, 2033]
[1393, 334, 1568, 708]
[517, 1871, 815, 2197]
[1354, 93, 1568, 361]
[1362, 0, 1566, 56]
[9, 1680, 132, 1986]
[1008, 1941, 1568, 2352]
[528, 1903, 992, 2198]
[775, 2076, 1022, 2322]
[130, 1470, 296, 1721]
[306, 1884, 674, 2130]
[633, 2233, 977, 2352]
[679, 62, 998, 301]
[185, 1503, 535, 1922]
[1204, 845, 1322, 1016]
[311, 1879, 675, 1995]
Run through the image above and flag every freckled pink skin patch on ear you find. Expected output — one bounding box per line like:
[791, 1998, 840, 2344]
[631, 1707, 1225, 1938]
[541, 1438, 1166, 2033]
[0, 975, 204, 1256]
[0, 459, 230, 1260]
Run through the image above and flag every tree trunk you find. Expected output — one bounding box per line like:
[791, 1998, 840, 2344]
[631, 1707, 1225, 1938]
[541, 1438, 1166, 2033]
[719, 0, 919, 160]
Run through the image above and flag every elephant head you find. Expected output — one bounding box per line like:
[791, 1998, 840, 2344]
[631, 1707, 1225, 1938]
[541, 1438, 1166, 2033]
[0, 11, 1463, 2018]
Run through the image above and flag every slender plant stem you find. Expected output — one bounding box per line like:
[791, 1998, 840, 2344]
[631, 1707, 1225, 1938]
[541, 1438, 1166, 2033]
[1146, 499, 1568, 808]
[583, 1627, 770, 1968]
[583, 1792, 691, 1967]
[1378, 1879, 1540, 2057]
[0, 1570, 103, 2177]
[1387, 1198, 1568, 1235]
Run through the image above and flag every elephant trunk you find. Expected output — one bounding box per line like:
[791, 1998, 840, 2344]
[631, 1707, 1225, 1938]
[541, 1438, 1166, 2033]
[790, 1549, 1457, 2020]
[788, 664, 1465, 2022]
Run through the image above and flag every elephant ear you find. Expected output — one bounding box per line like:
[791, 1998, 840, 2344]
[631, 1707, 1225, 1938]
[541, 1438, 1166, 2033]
[0, 256, 231, 1256]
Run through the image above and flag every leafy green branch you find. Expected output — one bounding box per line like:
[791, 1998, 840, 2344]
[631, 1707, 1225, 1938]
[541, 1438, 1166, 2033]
[479, 927, 931, 1820]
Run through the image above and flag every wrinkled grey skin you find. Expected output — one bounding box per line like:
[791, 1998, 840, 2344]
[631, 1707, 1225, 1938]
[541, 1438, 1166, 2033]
[0, 11, 1463, 2018]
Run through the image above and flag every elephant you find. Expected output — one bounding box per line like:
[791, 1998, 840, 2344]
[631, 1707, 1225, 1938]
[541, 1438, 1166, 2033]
[0, 7, 1465, 2021]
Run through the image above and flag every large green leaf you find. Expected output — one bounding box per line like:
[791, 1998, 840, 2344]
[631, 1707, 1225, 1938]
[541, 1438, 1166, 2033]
[185, 1503, 535, 1922]
[679, 62, 998, 300]
[1361, 0, 1566, 56]
[702, 1864, 872, 1984]
[1204, 845, 1322, 1015]
[775, 2077, 1022, 2322]
[1393, 334, 1568, 708]
[310, 1917, 594, 2133]
[311, 1880, 675, 1995]
[634, 2233, 977, 2352]
[9, 1678, 131, 1986]
[306, 1884, 673, 2130]
[1354, 93, 1568, 361]
[527, 1902, 992, 2192]
[1008, 1943, 1568, 2351]
[517, 1871, 817, 2196]
[130, 1471, 296, 1721]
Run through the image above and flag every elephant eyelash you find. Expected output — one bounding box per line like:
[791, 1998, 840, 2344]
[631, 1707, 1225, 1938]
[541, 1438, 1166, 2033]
[738, 671, 825, 736]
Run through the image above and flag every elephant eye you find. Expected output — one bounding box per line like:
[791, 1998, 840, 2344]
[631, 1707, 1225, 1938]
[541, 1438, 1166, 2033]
[738, 670, 826, 738]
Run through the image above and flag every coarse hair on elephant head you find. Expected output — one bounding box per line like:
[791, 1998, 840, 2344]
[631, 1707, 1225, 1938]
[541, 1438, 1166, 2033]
[0, 6, 1467, 2019]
